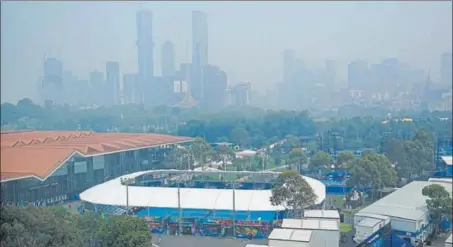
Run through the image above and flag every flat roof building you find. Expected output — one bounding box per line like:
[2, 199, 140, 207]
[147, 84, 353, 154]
[355, 179, 452, 245]
[446, 233, 452, 247]
[268, 228, 313, 247]
[304, 209, 340, 224]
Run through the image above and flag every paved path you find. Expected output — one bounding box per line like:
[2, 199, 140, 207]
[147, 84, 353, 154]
[151, 234, 267, 247]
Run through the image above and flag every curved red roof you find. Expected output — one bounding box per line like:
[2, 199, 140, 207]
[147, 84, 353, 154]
[1, 130, 193, 182]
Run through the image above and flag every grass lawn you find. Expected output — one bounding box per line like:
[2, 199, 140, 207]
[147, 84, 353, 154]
[326, 194, 345, 209]
[340, 223, 353, 233]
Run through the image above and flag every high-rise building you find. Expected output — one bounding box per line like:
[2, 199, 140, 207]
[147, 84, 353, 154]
[40, 58, 63, 106]
[162, 41, 176, 77]
[324, 60, 336, 86]
[191, 11, 208, 102]
[123, 73, 138, 104]
[283, 49, 296, 84]
[192, 11, 208, 67]
[136, 10, 154, 104]
[441, 52, 452, 87]
[202, 65, 227, 110]
[232, 83, 252, 107]
[105, 62, 120, 106]
[347, 59, 368, 90]
[89, 71, 104, 106]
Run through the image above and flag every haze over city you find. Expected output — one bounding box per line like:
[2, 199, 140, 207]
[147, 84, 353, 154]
[1, 1, 452, 110]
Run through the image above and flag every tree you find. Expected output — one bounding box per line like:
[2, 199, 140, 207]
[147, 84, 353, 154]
[287, 148, 308, 173]
[422, 184, 452, 234]
[309, 151, 334, 171]
[270, 170, 317, 218]
[229, 127, 250, 148]
[336, 151, 355, 167]
[0, 206, 83, 247]
[346, 153, 397, 199]
[164, 147, 190, 170]
[97, 215, 152, 247]
[215, 145, 235, 171]
[190, 138, 214, 169]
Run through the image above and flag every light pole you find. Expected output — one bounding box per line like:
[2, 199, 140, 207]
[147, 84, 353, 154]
[177, 178, 182, 236]
[121, 177, 134, 215]
[232, 181, 236, 239]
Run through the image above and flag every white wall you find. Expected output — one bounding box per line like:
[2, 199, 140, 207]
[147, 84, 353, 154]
[310, 230, 339, 247]
[268, 240, 311, 247]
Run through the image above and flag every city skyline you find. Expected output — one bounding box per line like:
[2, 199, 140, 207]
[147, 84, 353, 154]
[1, 1, 452, 104]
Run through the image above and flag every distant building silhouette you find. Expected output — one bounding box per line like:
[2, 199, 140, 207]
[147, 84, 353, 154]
[39, 58, 63, 106]
[105, 61, 120, 106]
[162, 41, 176, 77]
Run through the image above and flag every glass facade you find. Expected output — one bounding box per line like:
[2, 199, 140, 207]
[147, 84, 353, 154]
[0, 143, 188, 206]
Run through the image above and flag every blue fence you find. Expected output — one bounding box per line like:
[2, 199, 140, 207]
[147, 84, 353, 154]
[136, 207, 282, 222]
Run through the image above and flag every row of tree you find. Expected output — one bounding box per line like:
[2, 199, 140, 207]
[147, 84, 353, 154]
[2, 99, 451, 152]
[0, 206, 152, 247]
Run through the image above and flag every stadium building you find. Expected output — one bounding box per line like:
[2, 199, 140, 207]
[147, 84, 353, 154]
[0, 130, 193, 206]
[79, 169, 326, 238]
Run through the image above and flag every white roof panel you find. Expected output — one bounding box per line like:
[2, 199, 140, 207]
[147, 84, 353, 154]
[269, 228, 312, 242]
[357, 218, 384, 228]
[442, 156, 452, 166]
[304, 209, 340, 219]
[358, 181, 452, 221]
[282, 218, 339, 231]
[79, 170, 326, 211]
[446, 233, 452, 244]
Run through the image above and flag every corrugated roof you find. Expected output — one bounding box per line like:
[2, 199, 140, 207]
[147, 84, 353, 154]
[358, 180, 452, 221]
[1, 131, 193, 182]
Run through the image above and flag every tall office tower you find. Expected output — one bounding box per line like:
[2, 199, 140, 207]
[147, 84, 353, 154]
[324, 60, 336, 86]
[191, 11, 208, 102]
[40, 58, 63, 106]
[283, 49, 296, 84]
[123, 73, 138, 104]
[136, 10, 154, 104]
[347, 59, 369, 90]
[105, 62, 120, 106]
[202, 65, 227, 110]
[232, 82, 252, 107]
[162, 41, 176, 77]
[89, 71, 104, 106]
[441, 52, 452, 88]
[381, 58, 399, 94]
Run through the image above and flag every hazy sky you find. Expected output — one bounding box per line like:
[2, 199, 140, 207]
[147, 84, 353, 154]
[1, 1, 452, 103]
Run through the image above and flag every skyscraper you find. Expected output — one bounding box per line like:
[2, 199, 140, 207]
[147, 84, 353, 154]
[202, 65, 227, 110]
[192, 11, 208, 67]
[40, 58, 63, 105]
[89, 71, 104, 106]
[105, 62, 120, 106]
[347, 59, 368, 90]
[191, 11, 208, 102]
[441, 52, 452, 87]
[162, 41, 176, 77]
[283, 49, 296, 84]
[123, 73, 138, 104]
[136, 10, 154, 104]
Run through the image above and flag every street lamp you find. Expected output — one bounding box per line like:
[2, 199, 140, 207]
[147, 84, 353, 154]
[120, 177, 135, 215]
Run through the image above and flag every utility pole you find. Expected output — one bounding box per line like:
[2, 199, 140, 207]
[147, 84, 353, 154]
[232, 181, 236, 238]
[178, 179, 182, 235]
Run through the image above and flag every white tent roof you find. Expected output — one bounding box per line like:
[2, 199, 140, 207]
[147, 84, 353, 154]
[79, 170, 326, 211]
